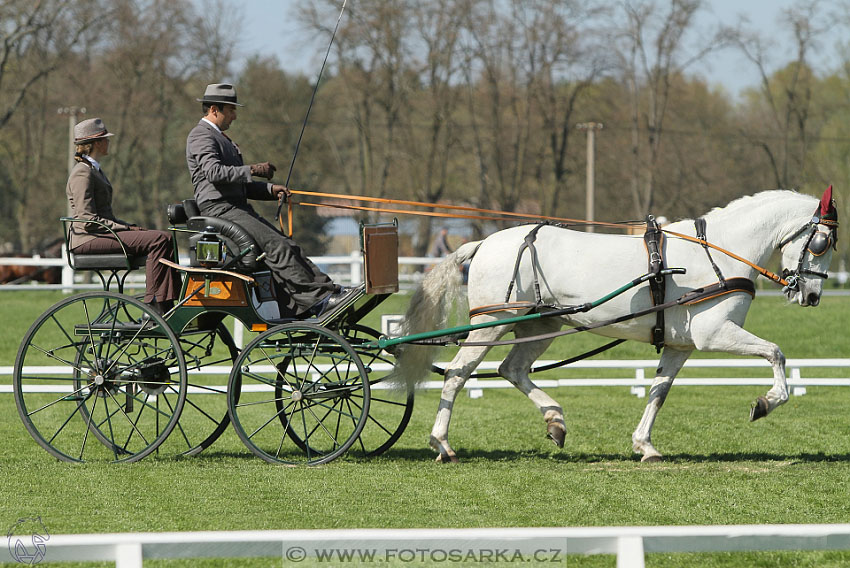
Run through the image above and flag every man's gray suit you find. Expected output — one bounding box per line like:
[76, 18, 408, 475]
[186, 120, 334, 315]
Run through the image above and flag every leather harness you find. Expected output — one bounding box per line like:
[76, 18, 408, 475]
[643, 216, 666, 352]
[458, 220, 757, 351]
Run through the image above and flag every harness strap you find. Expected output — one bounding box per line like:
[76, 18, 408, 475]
[643, 216, 666, 352]
[469, 301, 541, 318]
[457, 278, 755, 348]
[695, 218, 727, 285]
[504, 224, 547, 304]
[430, 338, 627, 378]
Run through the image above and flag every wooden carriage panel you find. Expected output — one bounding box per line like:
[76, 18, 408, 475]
[183, 274, 249, 306]
[362, 225, 399, 294]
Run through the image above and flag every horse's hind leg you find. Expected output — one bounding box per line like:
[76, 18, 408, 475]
[498, 320, 565, 448]
[631, 347, 692, 462]
[430, 325, 506, 463]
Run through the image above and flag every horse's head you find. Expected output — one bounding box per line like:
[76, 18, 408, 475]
[778, 186, 838, 307]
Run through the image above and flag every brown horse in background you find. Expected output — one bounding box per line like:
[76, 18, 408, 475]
[0, 238, 63, 284]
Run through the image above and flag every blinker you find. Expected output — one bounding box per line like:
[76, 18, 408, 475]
[807, 230, 832, 256]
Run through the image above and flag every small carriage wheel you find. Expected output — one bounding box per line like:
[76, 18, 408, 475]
[340, 324, 414, 457]
[227, 323, 370, 465]
[13, 292, 187, 463]
[167, 320, 239, 456]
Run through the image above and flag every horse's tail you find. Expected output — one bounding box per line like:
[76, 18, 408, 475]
[389, 240, 481, 389]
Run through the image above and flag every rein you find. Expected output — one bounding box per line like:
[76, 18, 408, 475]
[661, 229, 789, 286]
[285, 189, 642, 231]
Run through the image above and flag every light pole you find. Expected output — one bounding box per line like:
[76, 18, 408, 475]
[576, 122, 603, 232]
[57, 107, 86, 216]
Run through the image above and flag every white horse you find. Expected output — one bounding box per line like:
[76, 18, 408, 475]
[393, 189, 838, 462]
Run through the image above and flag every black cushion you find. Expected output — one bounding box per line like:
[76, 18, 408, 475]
[183, 199, 201, 218]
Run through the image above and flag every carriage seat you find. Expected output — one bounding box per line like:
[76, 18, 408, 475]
[60, 217, 149, 292]
[167, 199, 262, 272]
[60, 217, 148, 271]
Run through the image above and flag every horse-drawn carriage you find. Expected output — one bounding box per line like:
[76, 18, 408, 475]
[13, 199, 412, 464]
[12, 187, 840, 464]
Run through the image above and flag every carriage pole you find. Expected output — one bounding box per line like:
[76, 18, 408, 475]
[371, 269, 682, 350]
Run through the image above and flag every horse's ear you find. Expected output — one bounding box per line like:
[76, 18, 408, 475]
[820, 185, 835, 217]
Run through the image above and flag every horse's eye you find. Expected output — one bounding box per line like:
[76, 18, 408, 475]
[808, 231, 831, 256]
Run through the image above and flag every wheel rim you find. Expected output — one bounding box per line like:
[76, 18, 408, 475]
[227, 323, 369, 465]
[341, 324, 413, 457]
[13, 292, 187, 463]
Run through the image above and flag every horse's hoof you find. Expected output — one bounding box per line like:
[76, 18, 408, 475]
[546, 422, 566, 448]
[435, 453, 459, 464]
[749, 396, 769, 421]
[641, 454, 662, 463]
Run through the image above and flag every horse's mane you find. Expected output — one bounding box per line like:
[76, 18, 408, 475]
[700, 190, 816, 222]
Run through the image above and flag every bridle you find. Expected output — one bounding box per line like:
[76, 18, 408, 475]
[777, 211, 839, 294]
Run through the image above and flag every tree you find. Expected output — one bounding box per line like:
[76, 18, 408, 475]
[615, 0, 730, 217]
[0, 0, 105, 250]
[734, 0, 835, 189]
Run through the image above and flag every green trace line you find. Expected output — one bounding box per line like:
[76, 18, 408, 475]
[373, 270, 659, 350]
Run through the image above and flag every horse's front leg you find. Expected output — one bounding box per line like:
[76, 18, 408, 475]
[694, 320, 788, 421]
[632, 347, 692, 462]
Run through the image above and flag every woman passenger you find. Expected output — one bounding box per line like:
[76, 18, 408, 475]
[65, 117, 180, 315]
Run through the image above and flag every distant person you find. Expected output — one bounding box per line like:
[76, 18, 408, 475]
[185, 83, 351, 317]
[65, 118, 180, 315]
[428, 227, 453, 257]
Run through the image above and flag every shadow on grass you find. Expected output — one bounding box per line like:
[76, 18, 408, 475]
[359, 447, 850, 465]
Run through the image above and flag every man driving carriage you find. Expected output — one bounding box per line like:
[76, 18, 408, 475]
[185, 83, 351, 318]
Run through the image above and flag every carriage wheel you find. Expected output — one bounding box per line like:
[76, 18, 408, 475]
[341, 324, 414, 457]
[162, 320, 239, 456]
[13, 292, 187, 463]
[227, 323, 369, 465]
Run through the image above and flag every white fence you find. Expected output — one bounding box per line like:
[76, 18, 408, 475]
[0, 253, 443, 291]
[1, 253, 849, 292]
[3, 358, 850, 397]
[4, 525, 850, 567]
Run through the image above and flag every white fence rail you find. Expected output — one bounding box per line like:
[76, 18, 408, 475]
[1, 253, 849, 292]
[3, 359, 850, 397]
[0, 253, 444, 291]
[3, 525, 850, 567]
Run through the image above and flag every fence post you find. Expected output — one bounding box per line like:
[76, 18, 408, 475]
[350, 251, 361, 285]
[114, 542, 143, 568]
[61, 244, 74, 294]
[616, 536, 645, 568]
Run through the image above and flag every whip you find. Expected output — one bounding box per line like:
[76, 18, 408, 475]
[277, 0, 348, 232]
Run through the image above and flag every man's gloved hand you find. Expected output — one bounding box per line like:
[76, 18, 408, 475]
[271, 185, 291, 202]
[249, 162, 277, 179]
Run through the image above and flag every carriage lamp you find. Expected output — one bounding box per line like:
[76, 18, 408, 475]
[196, 226, 224, 268]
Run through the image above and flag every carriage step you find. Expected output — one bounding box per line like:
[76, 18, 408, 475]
[73, 322, 167, 337]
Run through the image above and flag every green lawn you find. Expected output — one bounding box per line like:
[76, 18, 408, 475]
[1, 291, 849, 567]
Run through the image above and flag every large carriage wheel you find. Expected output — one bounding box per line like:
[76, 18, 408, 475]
[341, 324, 414, 457]
[227, 323, 369, 465]
[13, 292, 187, 463]
[162, 320, 239, 456]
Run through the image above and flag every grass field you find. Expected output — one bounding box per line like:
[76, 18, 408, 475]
[1, 290, 849, 566]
